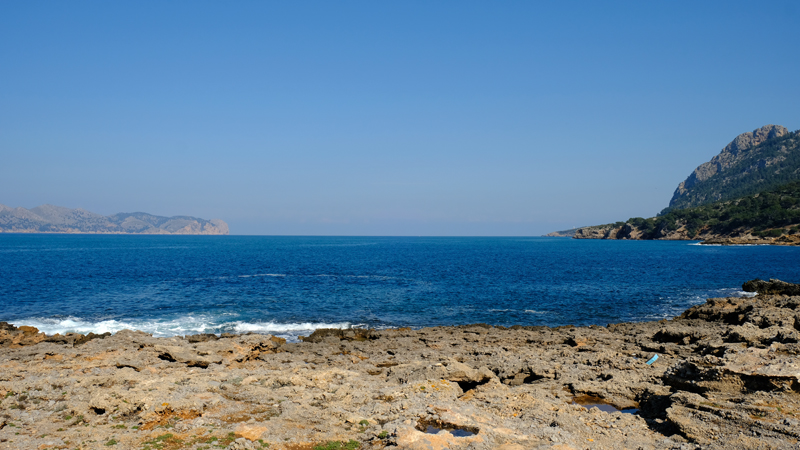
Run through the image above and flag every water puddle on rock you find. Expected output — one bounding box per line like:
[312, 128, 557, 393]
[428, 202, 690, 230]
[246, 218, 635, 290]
[417, 419, 478, 437]
[571, 395, 639, 415]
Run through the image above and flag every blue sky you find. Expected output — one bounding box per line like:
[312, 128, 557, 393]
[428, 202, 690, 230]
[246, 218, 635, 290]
[2, 1, 798, 235]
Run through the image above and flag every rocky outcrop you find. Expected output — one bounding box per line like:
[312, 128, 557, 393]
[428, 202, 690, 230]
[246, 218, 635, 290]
[573, 224, 800, 245]
[573, 223, 693, 241]
[743, 278, 800, 296]
[573, 224, 623, 239]
[3, 283, 800, 449]
[669, 125, 795, 210]
[0, 204, 229, 234]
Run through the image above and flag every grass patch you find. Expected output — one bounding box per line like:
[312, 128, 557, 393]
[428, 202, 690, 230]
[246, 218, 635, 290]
[314, 440, 360, 450]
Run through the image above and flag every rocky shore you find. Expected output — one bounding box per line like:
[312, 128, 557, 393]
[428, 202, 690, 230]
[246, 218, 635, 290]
[2, 280, 800, 450]
[572, 224, 800, 246]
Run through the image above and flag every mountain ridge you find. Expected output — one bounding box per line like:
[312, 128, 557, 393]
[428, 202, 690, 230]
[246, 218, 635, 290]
[0, 204, 229, 235]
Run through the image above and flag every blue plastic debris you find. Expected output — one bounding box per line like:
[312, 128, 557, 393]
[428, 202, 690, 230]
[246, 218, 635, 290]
[646, 354, 659, 365]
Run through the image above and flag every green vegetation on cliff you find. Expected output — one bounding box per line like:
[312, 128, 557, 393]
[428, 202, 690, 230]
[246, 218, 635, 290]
[630, 180, 800, 239]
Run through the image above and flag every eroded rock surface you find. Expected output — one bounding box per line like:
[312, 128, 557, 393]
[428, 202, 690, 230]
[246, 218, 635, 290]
[2, 287, 800, 449]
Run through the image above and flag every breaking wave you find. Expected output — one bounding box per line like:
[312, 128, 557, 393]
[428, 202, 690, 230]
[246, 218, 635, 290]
[9, 316, 357, 342]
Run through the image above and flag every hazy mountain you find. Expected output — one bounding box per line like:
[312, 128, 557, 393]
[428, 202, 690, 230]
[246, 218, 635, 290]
[0, 205, 229, 235]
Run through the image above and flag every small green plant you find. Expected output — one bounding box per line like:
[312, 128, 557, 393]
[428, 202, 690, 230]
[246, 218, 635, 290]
[358, 420, 369, 426]
[313, 440, 360, 450]
[113, 424, 127, 429]
[142, 433, 182, 448]
[378, 431, 388, 439]
[105, 439, 117, 446]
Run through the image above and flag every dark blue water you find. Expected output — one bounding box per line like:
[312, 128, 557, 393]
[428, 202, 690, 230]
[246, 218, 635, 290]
[1, 235, 798, 340]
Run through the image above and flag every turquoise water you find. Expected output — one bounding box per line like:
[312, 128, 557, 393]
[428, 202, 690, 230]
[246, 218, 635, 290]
[1, 235, 798, 340]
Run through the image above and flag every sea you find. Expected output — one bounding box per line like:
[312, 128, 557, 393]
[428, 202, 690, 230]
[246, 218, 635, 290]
[1, 235, 799, 342]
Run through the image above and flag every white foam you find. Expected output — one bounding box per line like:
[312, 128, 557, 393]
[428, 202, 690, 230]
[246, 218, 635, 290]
[11, 316, 218, 337]
[232, 321, 353, 333]
[10, 316, 356, 342]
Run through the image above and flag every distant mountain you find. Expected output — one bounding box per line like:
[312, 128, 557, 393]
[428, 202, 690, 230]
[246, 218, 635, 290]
[0, 204, 229, 235]
[667, 125, 800, 211]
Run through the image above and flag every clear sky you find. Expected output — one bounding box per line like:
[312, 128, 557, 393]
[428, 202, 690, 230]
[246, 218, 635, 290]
[2, 1, 798, 235]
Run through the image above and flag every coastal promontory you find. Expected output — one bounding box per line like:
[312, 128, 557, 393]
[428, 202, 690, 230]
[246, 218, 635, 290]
[560, 125, 800, 244]
[0, 204, 229, 235]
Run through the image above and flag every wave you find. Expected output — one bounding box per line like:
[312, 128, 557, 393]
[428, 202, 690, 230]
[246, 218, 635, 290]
[192, 273, 399, 281]
[236, 274, 286, 278]
[9, 316, 357, 342]
[194, 273, 287, 281]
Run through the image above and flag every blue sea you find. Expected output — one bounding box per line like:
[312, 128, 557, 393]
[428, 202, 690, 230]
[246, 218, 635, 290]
[1, 235, 798, 341]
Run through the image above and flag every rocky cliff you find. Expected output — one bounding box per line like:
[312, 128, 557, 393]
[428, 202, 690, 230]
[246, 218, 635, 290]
[669, 125, 798, 210]
[0, 204, 229, 235]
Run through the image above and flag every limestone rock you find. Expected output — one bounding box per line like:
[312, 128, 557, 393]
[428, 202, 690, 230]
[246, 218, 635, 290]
[3, 288, 800, 449]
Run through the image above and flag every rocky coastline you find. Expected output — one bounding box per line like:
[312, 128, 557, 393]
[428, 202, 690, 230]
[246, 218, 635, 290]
[572, 224, 800, 246]
[2, 280, 800, 450]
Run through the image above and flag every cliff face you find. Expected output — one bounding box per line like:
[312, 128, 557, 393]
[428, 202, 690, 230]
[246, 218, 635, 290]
[0, 204, 229, 235]
[669, 125, 797, 210]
